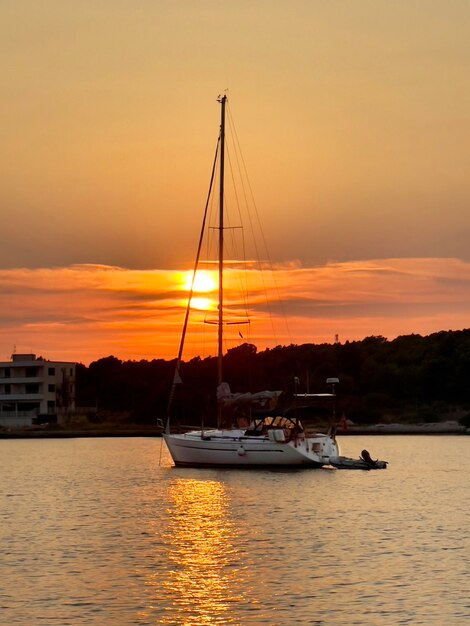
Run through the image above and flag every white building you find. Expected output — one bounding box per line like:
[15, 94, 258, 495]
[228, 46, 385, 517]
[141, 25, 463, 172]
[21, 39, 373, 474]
[0, 354, 76, 428]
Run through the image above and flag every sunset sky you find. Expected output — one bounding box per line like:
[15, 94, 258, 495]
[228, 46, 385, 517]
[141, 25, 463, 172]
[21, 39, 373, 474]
[1, 1, 470, 364]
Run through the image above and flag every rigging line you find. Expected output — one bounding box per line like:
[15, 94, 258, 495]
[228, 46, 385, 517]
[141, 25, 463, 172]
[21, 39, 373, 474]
[226, 106, 285, 346]
[220, 117, 251, 324]
[227, 104, 293, 345]
[203, 157, 218, 268]
[225, 115, 255, 323]
[203, 169, 218, 276]
[166, 135, 220, 429]
[224, 140, 251, 323]
[226, 107, 262, 267]
[226, 108, 274, 320]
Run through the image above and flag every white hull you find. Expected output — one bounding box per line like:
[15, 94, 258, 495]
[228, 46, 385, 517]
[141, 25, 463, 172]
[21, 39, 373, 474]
[163, 429, 338, 467]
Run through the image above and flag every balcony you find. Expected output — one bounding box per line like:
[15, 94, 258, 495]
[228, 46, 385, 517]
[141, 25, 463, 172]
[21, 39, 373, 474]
[0, 393, 44, 401]
[0, 376, 43, 384]
[0, 410, 38, 417]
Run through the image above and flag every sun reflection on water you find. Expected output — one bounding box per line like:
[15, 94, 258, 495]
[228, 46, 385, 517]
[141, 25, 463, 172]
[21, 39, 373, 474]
[156, 478, 245, 625]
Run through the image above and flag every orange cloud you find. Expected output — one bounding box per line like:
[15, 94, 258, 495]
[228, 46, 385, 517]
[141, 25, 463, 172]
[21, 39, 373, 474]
[1, 259, 470, 364]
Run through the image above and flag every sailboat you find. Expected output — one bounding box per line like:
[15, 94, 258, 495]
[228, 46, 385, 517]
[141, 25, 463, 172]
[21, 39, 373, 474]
[163, 95, 340, 467]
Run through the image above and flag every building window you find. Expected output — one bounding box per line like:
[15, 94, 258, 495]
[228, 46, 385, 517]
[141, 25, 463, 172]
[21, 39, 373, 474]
[4, 384, 11, 394]
[4, 368, 10, 378]
[25, 383, 39, 394]
[25, 367, 37, 378]
[47, 401, 56, 412]
[48, 367, 55, 376]
[48, 384, 56, 392]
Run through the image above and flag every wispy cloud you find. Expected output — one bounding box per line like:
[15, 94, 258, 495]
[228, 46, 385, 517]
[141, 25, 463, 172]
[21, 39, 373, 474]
[1, 259, 470, 364]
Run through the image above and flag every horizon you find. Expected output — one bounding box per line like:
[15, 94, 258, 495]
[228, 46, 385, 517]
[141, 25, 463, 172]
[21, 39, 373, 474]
[2, 258, 470, 365]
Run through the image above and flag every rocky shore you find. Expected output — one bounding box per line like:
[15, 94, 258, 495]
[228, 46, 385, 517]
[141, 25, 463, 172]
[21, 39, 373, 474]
[339, 420, 468, 435]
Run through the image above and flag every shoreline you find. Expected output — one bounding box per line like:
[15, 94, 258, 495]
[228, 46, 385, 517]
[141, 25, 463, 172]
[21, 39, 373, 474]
[0, 420, 468, 439]
[0, 428, 163, 439]
[339, 419, 468, 435]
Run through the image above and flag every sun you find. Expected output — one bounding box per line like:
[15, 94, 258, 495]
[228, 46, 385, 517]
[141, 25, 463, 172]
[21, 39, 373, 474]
[190, 297, 214, 311]
[184, 270, 216, 293]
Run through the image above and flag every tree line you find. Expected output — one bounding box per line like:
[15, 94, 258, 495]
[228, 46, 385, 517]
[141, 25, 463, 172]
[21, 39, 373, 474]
[76, 328, 470, 427]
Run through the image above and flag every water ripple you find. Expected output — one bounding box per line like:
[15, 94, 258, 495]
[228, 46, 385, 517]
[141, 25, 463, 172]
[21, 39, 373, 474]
[0, 436, 469, 624]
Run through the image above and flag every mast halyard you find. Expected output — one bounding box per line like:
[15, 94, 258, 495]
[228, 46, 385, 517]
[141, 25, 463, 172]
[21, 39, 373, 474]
[217, 95, 226, 389]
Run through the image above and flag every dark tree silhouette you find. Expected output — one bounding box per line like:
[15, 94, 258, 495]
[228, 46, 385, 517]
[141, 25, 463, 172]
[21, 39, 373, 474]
[75, 329, 470, 425]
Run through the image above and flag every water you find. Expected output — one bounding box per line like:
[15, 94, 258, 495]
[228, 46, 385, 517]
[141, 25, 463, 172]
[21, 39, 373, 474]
[1, 436, 469, 625]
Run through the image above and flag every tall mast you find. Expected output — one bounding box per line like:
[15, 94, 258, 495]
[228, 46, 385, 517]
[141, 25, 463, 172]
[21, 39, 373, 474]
[217, 95, 226, 388]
